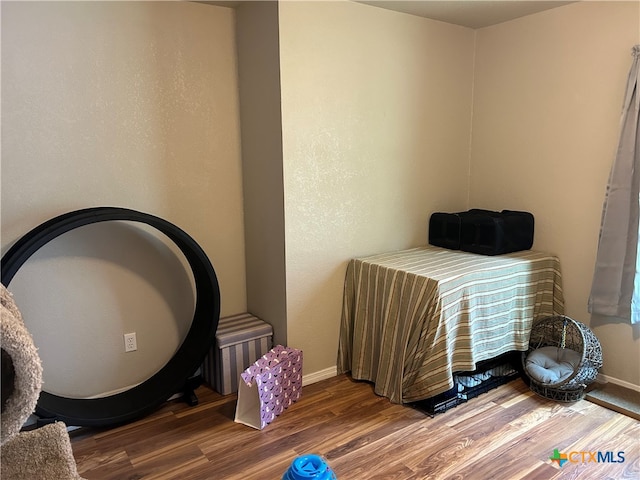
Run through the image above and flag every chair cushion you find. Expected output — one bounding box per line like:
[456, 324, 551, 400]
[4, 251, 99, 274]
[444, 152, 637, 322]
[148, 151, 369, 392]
[525, 346, 582, 385]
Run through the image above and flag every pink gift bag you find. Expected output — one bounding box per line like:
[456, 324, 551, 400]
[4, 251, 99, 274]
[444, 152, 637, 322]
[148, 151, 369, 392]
[234, 345, 303, 429]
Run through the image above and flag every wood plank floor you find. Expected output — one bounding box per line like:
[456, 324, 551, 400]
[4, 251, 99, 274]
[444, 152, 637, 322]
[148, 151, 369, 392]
[70, 374, 640, 480]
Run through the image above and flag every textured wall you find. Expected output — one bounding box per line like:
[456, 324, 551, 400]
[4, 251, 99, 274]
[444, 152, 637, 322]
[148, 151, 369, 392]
[5, 0, 636, 399]
[1, 1, 245, 397]
[471, 1, 640, 386]
[236, 1, 288, 347]
[278, 1, 475, 375]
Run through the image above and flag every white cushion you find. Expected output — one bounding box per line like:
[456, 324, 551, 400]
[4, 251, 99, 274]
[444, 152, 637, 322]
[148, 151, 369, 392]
[525, 346, 581, 385]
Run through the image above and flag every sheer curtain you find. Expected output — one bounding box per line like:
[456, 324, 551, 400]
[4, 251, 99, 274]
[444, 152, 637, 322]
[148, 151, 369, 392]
[589, 45, 640, 324]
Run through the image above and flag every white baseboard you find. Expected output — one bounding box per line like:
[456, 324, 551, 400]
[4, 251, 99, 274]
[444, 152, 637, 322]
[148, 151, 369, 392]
[596, 373, 640, 393]
[302, 366, 338, 386]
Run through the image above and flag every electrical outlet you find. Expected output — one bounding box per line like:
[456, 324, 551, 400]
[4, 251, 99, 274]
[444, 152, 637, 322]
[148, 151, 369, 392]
[124, 332, 137, 352]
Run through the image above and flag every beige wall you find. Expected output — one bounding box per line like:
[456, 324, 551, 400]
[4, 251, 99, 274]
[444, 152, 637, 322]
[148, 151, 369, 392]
[3, 0, 638, 400]
[278, 1, 475, 375]
[1, 1, 246, 396]
[471, 1, 640, 386]
[235, 1, 288, 347]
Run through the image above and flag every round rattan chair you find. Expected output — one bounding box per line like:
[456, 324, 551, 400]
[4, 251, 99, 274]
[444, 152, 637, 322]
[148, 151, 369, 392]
[523, 315, 602, 402]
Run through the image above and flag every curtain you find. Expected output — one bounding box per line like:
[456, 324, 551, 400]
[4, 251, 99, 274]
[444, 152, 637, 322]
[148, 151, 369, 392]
[589, 45, 640, 324]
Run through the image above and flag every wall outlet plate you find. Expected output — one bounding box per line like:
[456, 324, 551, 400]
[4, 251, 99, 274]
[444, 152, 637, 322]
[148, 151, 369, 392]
[124, 332, 137, 352]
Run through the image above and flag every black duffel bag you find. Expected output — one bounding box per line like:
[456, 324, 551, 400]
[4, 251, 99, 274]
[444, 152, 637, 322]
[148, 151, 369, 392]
[429, 209, 534, 255]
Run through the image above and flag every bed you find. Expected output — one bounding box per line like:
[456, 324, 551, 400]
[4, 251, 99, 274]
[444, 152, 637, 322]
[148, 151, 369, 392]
[337, 245, 565, 404]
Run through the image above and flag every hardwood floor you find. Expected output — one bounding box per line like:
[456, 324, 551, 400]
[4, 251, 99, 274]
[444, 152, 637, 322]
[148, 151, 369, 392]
[70, 374, 640, 480]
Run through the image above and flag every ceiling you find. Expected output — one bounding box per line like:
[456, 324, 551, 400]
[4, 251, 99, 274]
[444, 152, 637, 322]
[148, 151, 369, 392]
[200, 1, 577, 30]
[355, 1, 576, 29]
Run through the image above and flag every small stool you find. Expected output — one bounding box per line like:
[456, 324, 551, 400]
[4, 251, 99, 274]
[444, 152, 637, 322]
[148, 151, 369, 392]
[201, 313, 273, 395]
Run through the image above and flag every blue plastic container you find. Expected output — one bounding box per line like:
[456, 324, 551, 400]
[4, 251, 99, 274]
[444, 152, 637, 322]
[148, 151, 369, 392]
[282, 454, 337, 480]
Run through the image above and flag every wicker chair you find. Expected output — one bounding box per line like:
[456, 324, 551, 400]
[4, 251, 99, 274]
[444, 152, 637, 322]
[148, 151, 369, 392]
[523, 315, 603, 402]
